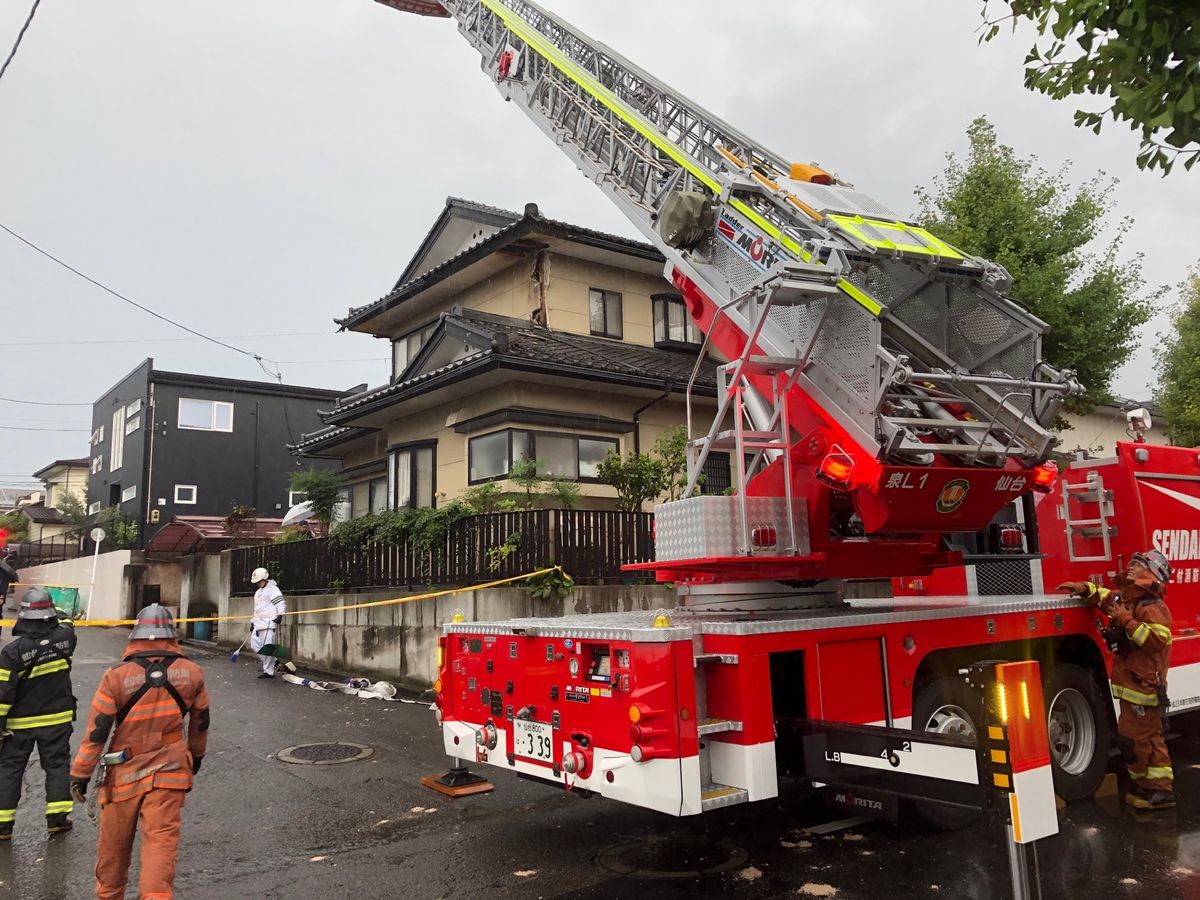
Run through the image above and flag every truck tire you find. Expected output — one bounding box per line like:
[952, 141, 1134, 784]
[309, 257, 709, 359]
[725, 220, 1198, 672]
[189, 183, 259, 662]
[911, 676, 983, 830]
[1045, 662, 1111, 802]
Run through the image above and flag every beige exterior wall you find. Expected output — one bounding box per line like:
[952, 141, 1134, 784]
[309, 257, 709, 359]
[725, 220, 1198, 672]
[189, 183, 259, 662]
[45, 467, 88, 508]
[1058, 407, 1170, 456]
[543, 254, 664, 347]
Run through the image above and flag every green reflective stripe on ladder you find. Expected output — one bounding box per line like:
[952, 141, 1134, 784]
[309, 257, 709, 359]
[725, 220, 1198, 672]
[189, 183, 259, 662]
[8, 710, 74, 729]
[477, 0, 885, 319]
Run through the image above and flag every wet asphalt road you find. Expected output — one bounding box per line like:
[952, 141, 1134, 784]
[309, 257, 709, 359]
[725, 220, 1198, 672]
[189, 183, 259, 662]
[2, 627, 1200, 899]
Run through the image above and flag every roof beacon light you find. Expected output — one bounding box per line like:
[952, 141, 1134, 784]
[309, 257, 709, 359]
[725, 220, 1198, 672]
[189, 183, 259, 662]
[1032, 461, 1058, 492]
[816, 451, 855, 491]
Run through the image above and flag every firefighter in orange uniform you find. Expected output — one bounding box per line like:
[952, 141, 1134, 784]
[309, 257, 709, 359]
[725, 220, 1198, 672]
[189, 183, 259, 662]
[70, 604, 210, 899]
[1060, 549, 1174, 810]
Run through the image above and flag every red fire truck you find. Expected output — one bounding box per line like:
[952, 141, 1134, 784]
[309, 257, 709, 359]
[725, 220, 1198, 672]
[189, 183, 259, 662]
[379, 0, 1193, 823]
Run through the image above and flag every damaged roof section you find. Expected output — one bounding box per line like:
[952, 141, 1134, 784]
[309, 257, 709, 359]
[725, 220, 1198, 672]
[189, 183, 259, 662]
[336, 199, 662, 335]
[321, 308, 717, 427]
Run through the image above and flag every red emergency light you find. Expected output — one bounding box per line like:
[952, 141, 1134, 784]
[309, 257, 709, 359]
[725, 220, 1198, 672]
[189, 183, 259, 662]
[816, 451, 855, 491]
[0, 528, 7, 548]
[1031, 461, 1058, 492]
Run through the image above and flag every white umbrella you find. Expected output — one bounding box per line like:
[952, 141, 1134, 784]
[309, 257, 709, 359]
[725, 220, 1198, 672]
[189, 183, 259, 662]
[281, 501, 315, 527]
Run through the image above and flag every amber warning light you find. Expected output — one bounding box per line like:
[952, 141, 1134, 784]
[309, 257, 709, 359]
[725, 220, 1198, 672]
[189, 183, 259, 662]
[1032, 461, 1058, 492]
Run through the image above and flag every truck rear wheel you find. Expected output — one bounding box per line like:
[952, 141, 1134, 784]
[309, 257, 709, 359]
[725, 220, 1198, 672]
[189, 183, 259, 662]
[912, 676, 983, 830]
[1045, 663, 1110, 802]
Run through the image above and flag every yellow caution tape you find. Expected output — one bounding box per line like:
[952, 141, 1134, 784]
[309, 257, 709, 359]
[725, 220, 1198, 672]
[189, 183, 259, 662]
[0, 566, 566, 628]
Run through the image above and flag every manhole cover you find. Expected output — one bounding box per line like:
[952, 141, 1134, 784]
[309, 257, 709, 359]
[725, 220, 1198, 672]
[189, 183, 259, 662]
[277, 742, 374, 765]
[597, 835, 749, 879]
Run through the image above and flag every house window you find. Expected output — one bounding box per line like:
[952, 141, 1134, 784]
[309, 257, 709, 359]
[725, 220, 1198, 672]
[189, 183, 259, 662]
[588, 288, 623, 339]
[387, 443, 436, 509]
[109, 483, 122, 506]
[88, 501, 101, 514]
[467, 430, 619, 484]
[178, 398, 234, 432]
[700, 452, 732, 495]
[332, 489, 351, 525]
[121, 485, 137, 503]
[111, 407, 126, 471]
[392, 323, 436, 380]
[653, 295, 702, 346]
[124, 415, 141, 435]
[369, 477, 388, 513]
[126, 398, 143, 416]
[90, 456, 103, 475]
[174, 485, 197, 505]
[288, 491, 307, 508]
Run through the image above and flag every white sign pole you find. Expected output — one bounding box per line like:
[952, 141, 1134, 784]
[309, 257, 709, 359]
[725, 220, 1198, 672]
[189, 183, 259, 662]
[85, 527, 106, 620]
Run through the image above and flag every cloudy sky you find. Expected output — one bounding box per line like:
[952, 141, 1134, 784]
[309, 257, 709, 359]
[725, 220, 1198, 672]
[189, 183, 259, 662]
[3, 0, 1196, 492]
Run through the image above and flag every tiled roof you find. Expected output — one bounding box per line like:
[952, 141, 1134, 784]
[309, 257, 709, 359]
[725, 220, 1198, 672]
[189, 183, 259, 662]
[291, 425, 377, 455]
[325, 310, 716, 426]
[338, 203, 661, 331]
[20, 504, 65, 525]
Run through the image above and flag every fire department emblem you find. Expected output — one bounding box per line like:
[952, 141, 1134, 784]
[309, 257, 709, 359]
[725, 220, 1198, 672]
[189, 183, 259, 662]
[935, 479, 970, 514]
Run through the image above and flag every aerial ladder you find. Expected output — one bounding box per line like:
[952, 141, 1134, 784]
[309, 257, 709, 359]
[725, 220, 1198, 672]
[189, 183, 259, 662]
[378, 0, 1079, 586]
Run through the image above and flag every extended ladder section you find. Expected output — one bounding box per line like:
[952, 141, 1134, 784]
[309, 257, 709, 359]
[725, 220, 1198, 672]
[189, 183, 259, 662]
[382, 0, 1080, 542]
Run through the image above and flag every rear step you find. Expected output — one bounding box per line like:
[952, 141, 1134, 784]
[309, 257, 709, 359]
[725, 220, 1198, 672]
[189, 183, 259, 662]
[697, 718, 743, 735]
[701, 783, 749, 811]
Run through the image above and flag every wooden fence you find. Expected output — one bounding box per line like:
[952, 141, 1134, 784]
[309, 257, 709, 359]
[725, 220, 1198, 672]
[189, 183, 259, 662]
[230, 509, 655, 595]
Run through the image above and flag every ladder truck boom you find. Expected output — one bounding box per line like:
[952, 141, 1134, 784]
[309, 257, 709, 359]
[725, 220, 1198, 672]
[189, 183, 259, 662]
[381, 0, 1081, 581]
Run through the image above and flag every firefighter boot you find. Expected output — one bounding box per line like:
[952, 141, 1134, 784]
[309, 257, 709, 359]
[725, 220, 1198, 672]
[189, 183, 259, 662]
[46, 813, 72, 834]
[1124, 785, 1175, 811]
[0, 823, 11, 841]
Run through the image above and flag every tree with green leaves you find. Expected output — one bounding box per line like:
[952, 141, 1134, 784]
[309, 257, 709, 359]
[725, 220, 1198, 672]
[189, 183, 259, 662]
[916, 118, 1156, 412]
[55, 492, 88, 529]
[597, 450, 668, 512]
[980, 1, 1200, 173]
[1157, 268, 1200, 448]
[289, 469, 345, 533]
[0, 510, 29, 545]
[653, 425, 692, 502]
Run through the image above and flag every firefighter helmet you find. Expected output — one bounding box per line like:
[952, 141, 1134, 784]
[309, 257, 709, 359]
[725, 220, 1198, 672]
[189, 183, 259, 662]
[1131, 549, 1172, 584]
[250, 567, 270, 584]
[130, 603, 176, 640]
[17, 587, 58, 620]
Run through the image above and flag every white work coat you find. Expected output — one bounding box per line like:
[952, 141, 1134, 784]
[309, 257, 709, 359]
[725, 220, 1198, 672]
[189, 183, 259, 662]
[252, 580, 286, 631]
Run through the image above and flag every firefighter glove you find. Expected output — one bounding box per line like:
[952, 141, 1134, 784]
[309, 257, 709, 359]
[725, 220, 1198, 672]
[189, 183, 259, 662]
[1057, 581, 1091, 598]
[192, 756, 203, 775]
[274, 616, 282, 626]
[70, 779, 88, 802]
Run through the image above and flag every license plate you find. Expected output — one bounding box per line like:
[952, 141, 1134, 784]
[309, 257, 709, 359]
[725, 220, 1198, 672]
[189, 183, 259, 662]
[513, 719, 554, 763]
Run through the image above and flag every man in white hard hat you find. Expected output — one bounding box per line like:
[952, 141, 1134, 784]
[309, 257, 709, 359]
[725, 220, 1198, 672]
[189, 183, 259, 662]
[249, 568, 286, 680]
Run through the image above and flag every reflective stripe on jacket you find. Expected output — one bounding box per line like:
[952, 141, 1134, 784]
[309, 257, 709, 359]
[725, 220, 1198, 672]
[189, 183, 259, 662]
[0, 623, 77, 729]
[70, 638, 209, 803]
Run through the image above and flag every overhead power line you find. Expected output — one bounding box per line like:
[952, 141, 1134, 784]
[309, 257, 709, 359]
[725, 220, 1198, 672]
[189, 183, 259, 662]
[0, 221, 281, 378]
[5, 331, 337, 348]
[0, 396, 92, 407]
[0, 425, 88, 433]
[0, 0, 41, 86]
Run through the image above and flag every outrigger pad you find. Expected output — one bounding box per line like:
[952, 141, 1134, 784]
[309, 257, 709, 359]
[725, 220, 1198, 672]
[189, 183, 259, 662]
[421, 765, 493, 798]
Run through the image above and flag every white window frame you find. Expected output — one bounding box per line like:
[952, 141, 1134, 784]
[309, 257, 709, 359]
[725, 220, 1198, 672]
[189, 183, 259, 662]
[125, 398, 143, 416]
[90, 455, 103, 475]
[88, 501, 102, 514]
[288, 491, 307, 508]
[121, 485, 137, 502]
[177, 398, 234, 433]
[174, 485, 197, 505]
[110, 407, 126, 471]
[124, 415, 141, 435]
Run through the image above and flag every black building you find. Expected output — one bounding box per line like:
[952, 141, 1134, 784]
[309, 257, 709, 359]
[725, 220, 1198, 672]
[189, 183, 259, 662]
[86, 360, 343, 546]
